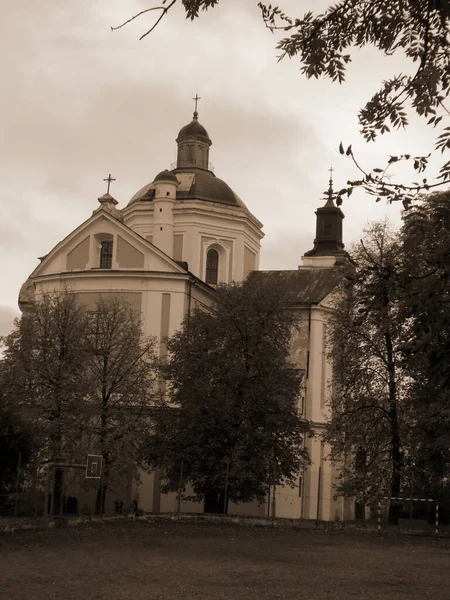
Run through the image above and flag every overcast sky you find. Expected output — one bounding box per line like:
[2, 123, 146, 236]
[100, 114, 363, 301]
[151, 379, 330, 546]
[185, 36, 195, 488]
[1, 0, 440, 336]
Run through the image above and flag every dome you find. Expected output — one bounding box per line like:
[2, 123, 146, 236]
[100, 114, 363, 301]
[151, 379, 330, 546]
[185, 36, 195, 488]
[154, 169, 179, 184]
[176, 113, 210, 142]
[18, 278, 35, 310]
[128, 169, 248, 210]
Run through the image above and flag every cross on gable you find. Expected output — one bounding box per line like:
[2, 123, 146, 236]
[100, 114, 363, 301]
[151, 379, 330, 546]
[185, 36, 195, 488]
[103, 174, 116, 194]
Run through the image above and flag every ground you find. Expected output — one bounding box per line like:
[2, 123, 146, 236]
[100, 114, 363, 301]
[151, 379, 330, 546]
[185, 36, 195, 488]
[1, 520, 449, 599]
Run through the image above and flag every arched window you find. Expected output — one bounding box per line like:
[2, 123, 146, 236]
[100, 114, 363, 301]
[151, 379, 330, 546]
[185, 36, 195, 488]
[100, 240, 113, 269]
[205, 248, 219, 284]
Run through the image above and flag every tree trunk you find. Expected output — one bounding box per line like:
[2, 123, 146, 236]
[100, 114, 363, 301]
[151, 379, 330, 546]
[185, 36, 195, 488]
[386, 331, 402, 525]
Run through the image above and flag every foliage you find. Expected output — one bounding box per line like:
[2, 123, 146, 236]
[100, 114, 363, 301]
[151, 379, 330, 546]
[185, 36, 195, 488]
[0, 379, 36, 493]
[399, 191, 450, 490]
[1, 291, 91, 461]
[0, 291, 161, 512]
[257, 0, 450, 205]
[83, 295, 159, 504]
[144, 277, 310, 504]
[0, 291, 92, 513]
[115, 0, 450, 204]
[326, 221, 409, 508]
[328, 197, 450, 510]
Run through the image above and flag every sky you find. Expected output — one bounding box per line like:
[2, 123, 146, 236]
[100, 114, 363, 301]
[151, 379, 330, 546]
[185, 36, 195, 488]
[1, 0, 441, 336]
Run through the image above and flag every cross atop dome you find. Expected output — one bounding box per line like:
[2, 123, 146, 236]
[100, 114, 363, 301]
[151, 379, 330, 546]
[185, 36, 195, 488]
[192, 93, 201, 119]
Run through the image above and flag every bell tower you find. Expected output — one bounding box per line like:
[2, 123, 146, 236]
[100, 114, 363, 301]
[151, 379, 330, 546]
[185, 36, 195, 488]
[302, 169, 347, 268]
[175, 96, 212, 171]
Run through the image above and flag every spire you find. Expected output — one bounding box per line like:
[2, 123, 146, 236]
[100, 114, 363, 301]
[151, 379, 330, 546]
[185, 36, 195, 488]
[325, 166, 335, 207]
[302, 168, 346, 264]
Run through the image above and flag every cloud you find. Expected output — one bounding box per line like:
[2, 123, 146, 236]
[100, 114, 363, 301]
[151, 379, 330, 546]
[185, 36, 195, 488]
[260, 229, 312, 271]
[1, 0, 428, 311]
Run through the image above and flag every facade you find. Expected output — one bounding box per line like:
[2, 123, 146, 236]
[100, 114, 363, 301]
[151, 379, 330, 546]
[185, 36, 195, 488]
[19, 111, 353, 520]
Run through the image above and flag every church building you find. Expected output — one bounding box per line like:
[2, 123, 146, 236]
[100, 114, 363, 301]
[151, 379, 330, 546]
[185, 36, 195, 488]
[19, 107, 353, 521]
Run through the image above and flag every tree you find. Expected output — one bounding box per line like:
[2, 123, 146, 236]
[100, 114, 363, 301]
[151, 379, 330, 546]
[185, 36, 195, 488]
[0, 291, 91, 514]
[0, 371, 36, 494]
[83, 295, 160, 513]
[145, 277, 310, 508]
[399, 191, 450, 493]
[114, 0, 450, 205]
[326, 221, 409, 522]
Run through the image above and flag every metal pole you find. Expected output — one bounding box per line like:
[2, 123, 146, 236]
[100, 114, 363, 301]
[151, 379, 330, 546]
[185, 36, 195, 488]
[272, 483, 276, 520]
[316, 466, 322, 521]
[377, 499, 381, 536]
[99, 470, 104, 521]
[271, 460, 277, 520]
[177, 461, 184, 516]
[223, 459, 230, 515]
[409, 472, 413, 522]
[43, 464, 51, 527]
[33, 461, 40, 519]
[49, 464, 55, 518]
[59, 467, 64, 524]
[435, 502, 439, 540]
[14, 452, 22, 518]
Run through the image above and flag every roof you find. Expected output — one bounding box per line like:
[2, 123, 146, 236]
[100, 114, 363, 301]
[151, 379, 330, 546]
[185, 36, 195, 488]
[128, 169, 248, 209]
[154, 169, 179, 184]
[247, 268, 345, 304]
[176, 116, 210, 142]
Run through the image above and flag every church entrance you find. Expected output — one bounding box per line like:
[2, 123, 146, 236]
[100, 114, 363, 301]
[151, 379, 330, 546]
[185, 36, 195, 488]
[204, 489, 228, 514]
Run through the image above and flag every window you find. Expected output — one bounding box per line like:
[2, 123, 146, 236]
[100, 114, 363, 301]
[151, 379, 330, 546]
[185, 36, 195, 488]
[323, 217, 332, 236]
[100, 241, 113, 269]
[205, 249, 219, 284]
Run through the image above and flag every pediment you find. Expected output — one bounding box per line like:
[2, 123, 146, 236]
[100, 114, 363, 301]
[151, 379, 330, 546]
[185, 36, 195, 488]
[30, 209, 187, 279]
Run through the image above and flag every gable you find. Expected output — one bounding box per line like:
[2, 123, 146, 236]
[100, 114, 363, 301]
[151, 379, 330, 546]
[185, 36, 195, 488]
[117, 235, 144, 269]
[67, 236, 90, 270]
[30, 210, 186, 279]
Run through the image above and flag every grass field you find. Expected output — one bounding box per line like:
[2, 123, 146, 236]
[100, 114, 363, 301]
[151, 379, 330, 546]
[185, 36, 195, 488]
[1, 520, 449, 599]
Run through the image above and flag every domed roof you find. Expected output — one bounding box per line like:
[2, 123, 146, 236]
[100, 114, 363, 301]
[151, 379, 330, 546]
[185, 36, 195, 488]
[154, 169, 179, 183]
[128, 169, 247, 209]
[18, 278, 35, 310]
[176, 112, 210, 142]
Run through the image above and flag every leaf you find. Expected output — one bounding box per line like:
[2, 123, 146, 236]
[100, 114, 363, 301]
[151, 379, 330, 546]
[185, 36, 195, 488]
[339, 142, 345, 155]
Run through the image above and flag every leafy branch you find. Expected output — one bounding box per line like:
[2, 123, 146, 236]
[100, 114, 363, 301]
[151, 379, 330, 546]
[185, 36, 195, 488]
[113, 0, 450, 205]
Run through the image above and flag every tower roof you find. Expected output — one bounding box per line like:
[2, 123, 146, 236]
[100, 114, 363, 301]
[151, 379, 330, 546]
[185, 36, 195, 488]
[154, 169, 179, 184]
[176, 112, 211, 143]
